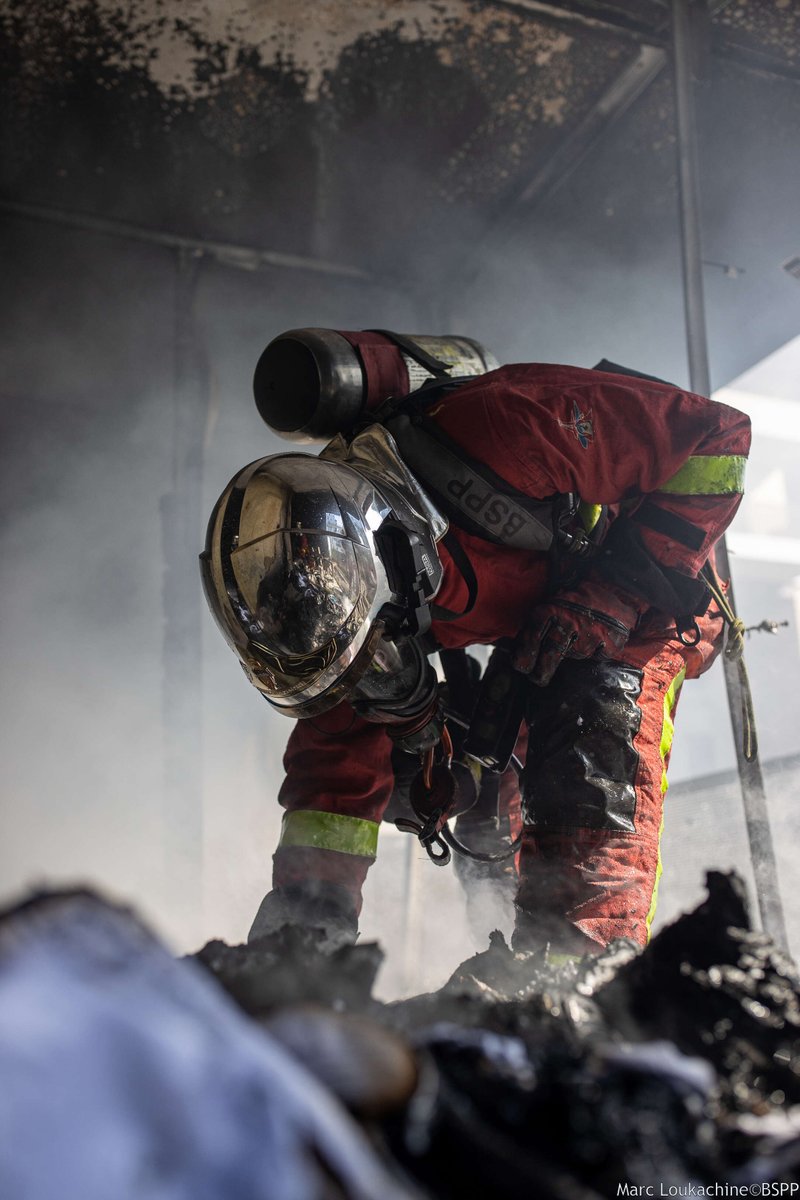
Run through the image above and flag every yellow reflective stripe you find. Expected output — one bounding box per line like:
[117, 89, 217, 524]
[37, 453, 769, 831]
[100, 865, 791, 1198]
[578, 500, 603, 532]
[279, 810, 379, 858]
[645, 824, 664, 942]
[658, 455, 746, 495]
[646, 666, 686, 941]
[659, 667, 686, 768]
[547, 951, 582, 968]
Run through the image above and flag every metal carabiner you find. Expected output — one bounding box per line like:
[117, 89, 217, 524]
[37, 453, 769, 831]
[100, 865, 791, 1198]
[421, 832, 451, 866]
[394, 816, 452, 866]
[678, 619, 701, 647]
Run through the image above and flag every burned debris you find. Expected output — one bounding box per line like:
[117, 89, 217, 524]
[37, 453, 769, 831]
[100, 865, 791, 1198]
[2, 872, 799, 1198]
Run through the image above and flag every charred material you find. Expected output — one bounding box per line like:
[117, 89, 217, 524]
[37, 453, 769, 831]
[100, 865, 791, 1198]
[2, 873, 800, 1198]
[195, 924, 385, 1013]
[192, 870, 800, 1193]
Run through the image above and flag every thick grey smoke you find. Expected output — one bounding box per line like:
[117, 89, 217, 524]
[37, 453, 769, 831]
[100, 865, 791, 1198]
[2, 1, 799, 992]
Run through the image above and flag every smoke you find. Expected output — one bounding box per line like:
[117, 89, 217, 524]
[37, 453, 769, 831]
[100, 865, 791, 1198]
[0, 217, 419, 954]
[2, 2, 799, 986]
[656, 761, 800, 961]
[360, 830, 515, 1000]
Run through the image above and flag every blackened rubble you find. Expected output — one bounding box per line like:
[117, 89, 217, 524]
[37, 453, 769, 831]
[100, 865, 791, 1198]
[2, 874, 800, 1199]
[194, 871, 800, 1195]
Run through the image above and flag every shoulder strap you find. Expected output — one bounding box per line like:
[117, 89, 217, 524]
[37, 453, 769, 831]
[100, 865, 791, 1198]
[367, 375, 469, 428]
[430, 531, 479, 622]
[592, 358, 676, 387]
[362, 364, 581, 557]
[383, 409, 564, 553]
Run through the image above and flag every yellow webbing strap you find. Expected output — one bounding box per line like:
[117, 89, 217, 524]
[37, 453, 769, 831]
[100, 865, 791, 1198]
[658, 455, 746, 496]
[645, 665, 687, 941]
[279, 810, 379, 858]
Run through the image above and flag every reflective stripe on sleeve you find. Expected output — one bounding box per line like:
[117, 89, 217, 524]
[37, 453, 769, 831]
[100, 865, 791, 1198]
[645, 665, 687, 941]
[658, 455, 746, 496]
[279, 810, 379, 859]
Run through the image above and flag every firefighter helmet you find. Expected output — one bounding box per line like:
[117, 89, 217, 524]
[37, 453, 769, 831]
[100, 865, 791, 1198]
[200, 450, 444, 718]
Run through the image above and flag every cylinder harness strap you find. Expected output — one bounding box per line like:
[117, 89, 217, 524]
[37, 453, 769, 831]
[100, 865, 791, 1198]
[366, 329, 453, 378]
[700, 562, 757, 763]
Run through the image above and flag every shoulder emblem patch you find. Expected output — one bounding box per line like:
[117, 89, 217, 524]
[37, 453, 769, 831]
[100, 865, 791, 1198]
[558, 400, 594, 449]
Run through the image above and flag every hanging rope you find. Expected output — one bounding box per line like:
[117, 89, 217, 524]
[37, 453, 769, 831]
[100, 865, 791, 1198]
[701, 565, 758, 762]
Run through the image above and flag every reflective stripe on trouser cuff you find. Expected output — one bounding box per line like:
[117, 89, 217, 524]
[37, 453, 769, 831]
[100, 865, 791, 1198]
[658, 455, 746, 495]
[279, 810, 379, 858]
[645, 666, 687, 940]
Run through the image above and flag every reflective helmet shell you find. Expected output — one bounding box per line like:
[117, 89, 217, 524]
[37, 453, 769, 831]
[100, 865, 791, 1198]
[201, 453, 428, 716]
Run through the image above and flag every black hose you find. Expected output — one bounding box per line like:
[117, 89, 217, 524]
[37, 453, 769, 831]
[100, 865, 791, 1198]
[441, 821, 522, 864]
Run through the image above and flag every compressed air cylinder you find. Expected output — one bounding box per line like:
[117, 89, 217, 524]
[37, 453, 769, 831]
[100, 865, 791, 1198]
[253, 328, 498, 443]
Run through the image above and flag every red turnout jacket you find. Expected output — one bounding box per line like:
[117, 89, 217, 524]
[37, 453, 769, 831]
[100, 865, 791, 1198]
[271, 364, 751, 941]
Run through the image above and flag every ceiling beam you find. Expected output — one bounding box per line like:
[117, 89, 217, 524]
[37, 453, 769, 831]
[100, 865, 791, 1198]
[712, 37, 800, 87]
[481, 0, 800, 83]
[448, 0, 798, 294]
[484, 0, 661, 45]
[0, 198, 378, 283]
[446, 43, 667, 292]
[495, 0, 799, 227]
[512, 44, 666, 213]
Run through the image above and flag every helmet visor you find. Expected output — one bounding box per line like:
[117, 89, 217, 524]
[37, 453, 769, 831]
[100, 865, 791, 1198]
[240, 530, 365, 657]
[229, 528, 381, 707]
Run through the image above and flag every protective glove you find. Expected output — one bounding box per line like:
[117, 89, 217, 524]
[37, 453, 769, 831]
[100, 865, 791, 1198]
[248, 881, 358, 952]
[513, 579, 644, 686]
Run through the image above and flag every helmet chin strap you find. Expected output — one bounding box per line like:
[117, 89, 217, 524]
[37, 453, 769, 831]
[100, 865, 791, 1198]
[373, 519, 439, 639]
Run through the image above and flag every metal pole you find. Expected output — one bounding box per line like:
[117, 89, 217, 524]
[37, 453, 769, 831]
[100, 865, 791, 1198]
[160, 246, 207, 946]
[671, 0, 788, 948]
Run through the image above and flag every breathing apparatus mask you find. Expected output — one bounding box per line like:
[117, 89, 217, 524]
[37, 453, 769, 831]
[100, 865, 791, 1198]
[200, 426, 448, 749]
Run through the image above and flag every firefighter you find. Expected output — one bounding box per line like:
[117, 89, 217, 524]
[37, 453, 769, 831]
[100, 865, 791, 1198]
[201, 359, 750, 956]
